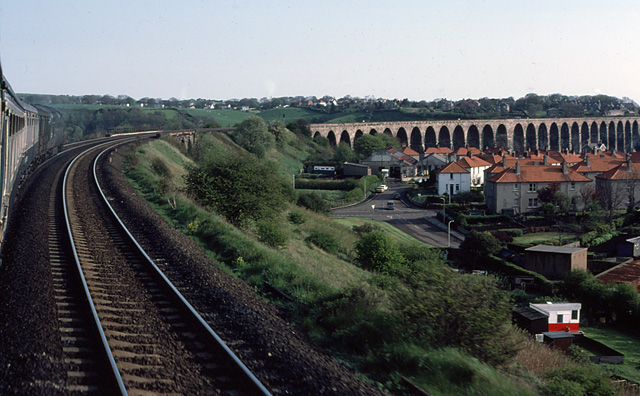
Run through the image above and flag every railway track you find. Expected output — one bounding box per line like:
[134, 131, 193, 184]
[58, 140, 271, 395]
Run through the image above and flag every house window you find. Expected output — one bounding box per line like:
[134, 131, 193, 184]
[571, 310, 578, 320]
[514, 183, 519, 191]
[450, 173, 453, 180]
[571, 182, 576, 190]
[528, 183, 537, 192]
[557, 314, 564, 323]
[514, 198, 520, 207]
[455, 184, 459, 192]
[528, 198, 538, 208]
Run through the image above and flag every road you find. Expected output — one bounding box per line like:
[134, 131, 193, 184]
[331, 181, 463, 248]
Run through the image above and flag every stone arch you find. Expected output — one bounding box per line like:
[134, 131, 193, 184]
[590, 122, 598, 144]
[425, 127, 437, 149]
[369, 128, 377, 135]
[538, 124, 548, 150]
[439, 126, 451, 148]
[313, 131, 322, 139]
[453, 125, 465, 150]
[526, 124, 536, 151]
[561, 123, 570, 151]
[327, 131, 337, 146]
[383, 127, 393, 136]
[600, 122, 608, 147]
[625, 121, 632, 152]
[617, 121, 624, 152]
[410, 127, 423, 152]
[570, 123, 580, 152]
[496, 124, 508, 150]
[549, 123, 559, 151]
[513, 124, 525, 153]
[467, 125, 480, 148]
[482, 125, 494, 149]
[354, 129, 364, 145]
[581, 122, 589, 150]
[340, 130, 351, 146]
[609, 122, 616, 151]
[397, 127, 408, 148]
[634, 121, 640, 152]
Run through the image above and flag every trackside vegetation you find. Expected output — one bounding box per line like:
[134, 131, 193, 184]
[123, 130, 620, 395]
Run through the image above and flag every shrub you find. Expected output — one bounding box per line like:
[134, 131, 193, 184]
[257, 220, 288, 248]
[287, 211, 305, 225]
[352, 223, 380, 236]
[305, 230, 339, 254]
[355, 230, 404, 275]
[150, 157, 170, 177]
[297, 192, 330, 214]
[345, 187, 364, 202]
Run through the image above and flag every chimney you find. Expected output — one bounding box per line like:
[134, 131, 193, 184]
[562, 161, 568, 175]
[585, 154, 591, 168]
[515, 161, 521, 175]
[543, 155, 548, 166]
[502, 154, 507, 167]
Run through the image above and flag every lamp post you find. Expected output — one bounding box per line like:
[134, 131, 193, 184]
[448, 219, 455, 248]
[440, 196, 446, 222]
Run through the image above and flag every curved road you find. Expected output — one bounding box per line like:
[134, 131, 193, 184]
[331, 181, 463, 248]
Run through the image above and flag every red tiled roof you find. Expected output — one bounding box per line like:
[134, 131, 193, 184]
[596, 162, 640, 180]
[457, 156, 491, 169]
[571, 154, 623, 174]
[439, 162, 469, 174]
[479, 153, 515, 165]
[454, 147, 482, 156]
[486, 163, 593, 183]
[425, 147, 453, 154]
[402, 147, 420, 156]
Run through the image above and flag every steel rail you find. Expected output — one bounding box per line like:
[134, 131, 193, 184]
[62, 141, 131, 396]
[93, 142, 273, 395]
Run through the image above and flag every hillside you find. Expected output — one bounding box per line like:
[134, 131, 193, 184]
[119, 128, 620, 396]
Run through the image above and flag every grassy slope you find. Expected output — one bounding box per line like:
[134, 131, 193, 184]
[124, 135, 566, 396]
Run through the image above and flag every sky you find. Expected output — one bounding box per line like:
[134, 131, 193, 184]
[1, 0, 639, 102]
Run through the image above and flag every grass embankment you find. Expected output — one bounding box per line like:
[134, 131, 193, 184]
[123, 136, 613, 396]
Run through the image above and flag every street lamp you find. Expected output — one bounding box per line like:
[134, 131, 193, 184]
[440, 196, 446, 222]
[448, 220, 455, 248]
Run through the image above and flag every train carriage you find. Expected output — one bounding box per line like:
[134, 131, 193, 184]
[0, 64, 64, 247]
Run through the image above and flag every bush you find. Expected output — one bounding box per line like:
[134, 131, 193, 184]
[355, 230, 404, 275]
[288, 211, 305, 225]
[257, 220, 288, 248]
[305, 230, 339, 254]
[352, 223, 380, 236]
[297, 192, 330, 214]
[344, 187, 364, 202]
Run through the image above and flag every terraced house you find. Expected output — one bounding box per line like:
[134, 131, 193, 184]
[484, 161, 592, 214]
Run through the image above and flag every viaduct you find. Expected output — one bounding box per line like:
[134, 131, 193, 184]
[310, 116, 640, 153]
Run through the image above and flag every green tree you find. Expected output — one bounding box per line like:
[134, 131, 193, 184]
[233, 116, 275, 157]
[184, 154, 294, 226]
[267, 120, 289, 147]
[459, 230, 503, 258]
[354, 230, 404, 274]
[353, 134, 398, 159]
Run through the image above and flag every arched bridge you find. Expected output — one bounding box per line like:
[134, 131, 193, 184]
[310, 117, 640, 153]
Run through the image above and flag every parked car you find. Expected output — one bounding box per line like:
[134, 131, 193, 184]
[386, 200, 395, 210]
[375, 186, 385, 193]
[392, 192, 401, 200]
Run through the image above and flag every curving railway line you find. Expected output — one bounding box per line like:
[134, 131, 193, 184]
[54, 139, 271, 395]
